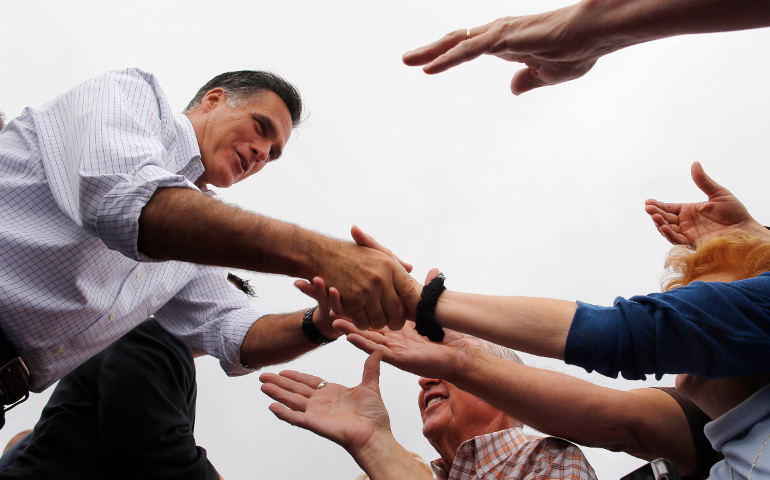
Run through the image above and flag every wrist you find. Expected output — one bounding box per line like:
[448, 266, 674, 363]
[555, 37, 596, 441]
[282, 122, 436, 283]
[443, 337, 482, 386]
[575, 0, 657, 55]
[312, 307, 343, 340]
[301, 307, 340, 345]
[744, 219, 770, 241]
[351, 430, 428, 479]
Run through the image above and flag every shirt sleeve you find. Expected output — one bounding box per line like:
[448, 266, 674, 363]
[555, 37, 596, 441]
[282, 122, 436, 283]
[153, 264, 263, 377]
[653, 387, 720, 480]
[565, 274, 770, 380]
[520, 438, 598, 480]
[33, 68, 200, 260]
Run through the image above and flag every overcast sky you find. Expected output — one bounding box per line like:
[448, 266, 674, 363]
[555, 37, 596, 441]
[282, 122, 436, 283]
[2, 1, 770, 479]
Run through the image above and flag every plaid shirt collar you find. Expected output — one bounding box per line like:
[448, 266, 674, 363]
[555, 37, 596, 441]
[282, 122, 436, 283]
[430, 427, 597, 480]
[431, 428, 528, 480]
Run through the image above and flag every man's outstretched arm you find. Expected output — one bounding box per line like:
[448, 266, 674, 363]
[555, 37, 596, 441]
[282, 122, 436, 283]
[138, 187, 418, 330]
[403, 0, 770, 95]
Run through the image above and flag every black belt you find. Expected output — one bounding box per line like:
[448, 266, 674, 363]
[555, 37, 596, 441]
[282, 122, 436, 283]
[0, 328, 29, 411]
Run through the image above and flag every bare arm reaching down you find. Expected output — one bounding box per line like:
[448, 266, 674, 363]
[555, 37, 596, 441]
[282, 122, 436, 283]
[403, 0, 770, 95]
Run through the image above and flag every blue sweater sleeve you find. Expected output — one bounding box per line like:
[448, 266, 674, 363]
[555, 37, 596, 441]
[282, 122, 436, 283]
[564, 273, 770, 380]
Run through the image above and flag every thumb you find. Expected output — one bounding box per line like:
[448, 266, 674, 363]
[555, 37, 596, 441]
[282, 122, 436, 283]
[691, 161, 730, 199]
[510, 67, 544, 95]
[350, 225, 372, 248]
[424, 268, 440, 285]
[361, 351, 383, 390]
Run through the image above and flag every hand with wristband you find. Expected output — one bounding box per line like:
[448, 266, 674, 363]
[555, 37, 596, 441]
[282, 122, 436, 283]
[294, 276, 342, 344]
[317, 227, 445, 341]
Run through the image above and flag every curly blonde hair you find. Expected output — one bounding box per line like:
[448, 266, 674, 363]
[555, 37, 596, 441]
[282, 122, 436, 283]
[662, 231, 770, 291]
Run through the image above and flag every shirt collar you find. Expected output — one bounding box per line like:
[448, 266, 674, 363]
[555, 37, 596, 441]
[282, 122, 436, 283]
[173, 113, 209, 190]
[431, 428, 527, 479]
[705, 383, 770, 451]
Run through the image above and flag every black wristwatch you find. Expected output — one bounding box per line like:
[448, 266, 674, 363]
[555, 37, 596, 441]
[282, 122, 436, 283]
[301, 306, 336, 345]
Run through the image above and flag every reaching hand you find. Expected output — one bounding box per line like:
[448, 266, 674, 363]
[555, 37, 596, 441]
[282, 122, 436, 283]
[334, 319, 472, 382]
[315, 232, 412, 331]
[402, 5, 605, 95]
[259, 352, 393, 455]
[325, 226, 423, 329]
[293, 276, 341, 340]
[645, 162, 767, 246]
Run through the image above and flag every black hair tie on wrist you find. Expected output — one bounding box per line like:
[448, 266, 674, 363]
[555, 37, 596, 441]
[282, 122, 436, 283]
[415, 273, 446, 342]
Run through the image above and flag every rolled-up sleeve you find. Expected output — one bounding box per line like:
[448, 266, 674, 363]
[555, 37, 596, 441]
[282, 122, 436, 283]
[153, 265, 263, 377]
[565, 274, 770, 380]
[34, 68, 200, 261]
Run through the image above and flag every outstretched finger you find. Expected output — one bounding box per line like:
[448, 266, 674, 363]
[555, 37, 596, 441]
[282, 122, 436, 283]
[294, 278, 323, 305]
[645, 202, 681, 225]
[403, 26, 486, 66]
[280, 369, 327, 388]
[345, 332, 390, 358]
[657, 224, 690, 246]
[645, 210, 690, 245]
[268, 403, 313, 430]
[260, 370, 319, 397]
[261, 382, 310, 412]
[420, 29, 496, 74]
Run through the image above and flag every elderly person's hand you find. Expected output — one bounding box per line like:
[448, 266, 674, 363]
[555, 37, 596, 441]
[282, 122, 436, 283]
[260, 352, 391, 453]
[645, 162, 770, 246]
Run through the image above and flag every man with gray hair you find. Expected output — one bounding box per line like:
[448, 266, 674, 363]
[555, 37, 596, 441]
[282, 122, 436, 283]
[0, 68, 414, 426]
[0, 110, 5, 130]
[261, 327, 597, 480]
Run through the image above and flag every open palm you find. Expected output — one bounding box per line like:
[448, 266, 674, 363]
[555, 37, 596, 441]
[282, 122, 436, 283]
[260, 352, 392, 454]
[645, 162, 759, 246]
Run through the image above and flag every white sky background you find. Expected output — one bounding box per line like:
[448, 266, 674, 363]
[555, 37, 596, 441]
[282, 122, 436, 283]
[2, 1, 770, 478]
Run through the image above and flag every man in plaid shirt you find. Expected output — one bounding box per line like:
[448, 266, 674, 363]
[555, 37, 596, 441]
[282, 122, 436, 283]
[261, 338, 597, 480]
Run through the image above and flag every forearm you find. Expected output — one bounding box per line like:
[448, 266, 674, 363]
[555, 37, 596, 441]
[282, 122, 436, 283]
[138, 187, 337, 279]
[446, 348, 697, 473]
[576, 0, 770, 53]
[240, 309, 339, 368]
[435, 291, 575, 359]
[350, 431, 434, 480]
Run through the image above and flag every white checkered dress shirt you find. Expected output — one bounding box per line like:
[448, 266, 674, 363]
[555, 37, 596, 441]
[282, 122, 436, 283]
[431, 428, 598, 480]
[0, 68, 261, 391]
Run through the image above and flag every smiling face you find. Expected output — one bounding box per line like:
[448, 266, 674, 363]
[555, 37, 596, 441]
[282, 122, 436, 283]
[189, 88, 292, 188]
[418, 377, 516, 464]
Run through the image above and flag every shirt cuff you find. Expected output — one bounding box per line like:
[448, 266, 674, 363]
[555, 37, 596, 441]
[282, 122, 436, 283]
[565, 301, 627, 379]
[95, 164, 201, 261]
[217, 309, 264, 377]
